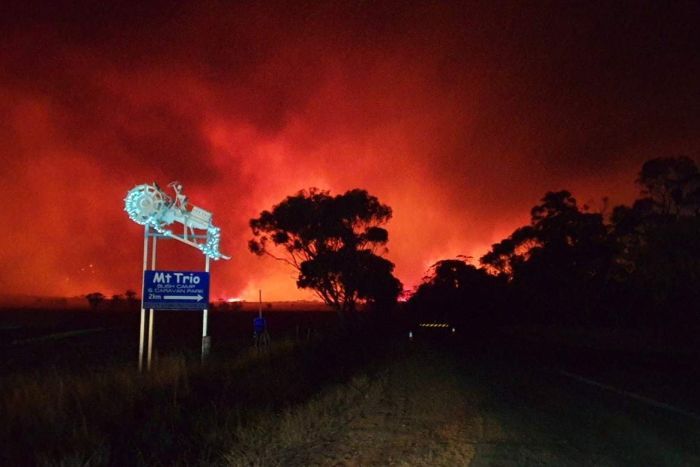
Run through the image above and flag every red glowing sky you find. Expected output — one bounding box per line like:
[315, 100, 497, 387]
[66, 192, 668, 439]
[1, 2, 699, 301]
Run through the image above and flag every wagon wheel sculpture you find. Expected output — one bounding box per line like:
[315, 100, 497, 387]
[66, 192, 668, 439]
[124, 182, 230, 260]
[124, 184, 170, 225]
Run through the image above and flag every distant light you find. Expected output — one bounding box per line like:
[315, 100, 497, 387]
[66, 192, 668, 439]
[451, 327, 456, 333]
[408, 331, 413, 340]
[226, 297, 243, 303]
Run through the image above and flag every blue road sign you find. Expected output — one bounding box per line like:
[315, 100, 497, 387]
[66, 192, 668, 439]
[143, 270, 210, 310]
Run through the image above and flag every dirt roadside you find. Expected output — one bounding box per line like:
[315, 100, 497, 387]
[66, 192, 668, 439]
[226, 346, 530, 466]
[296, 349, 483, 466]
[225, 344, 700, 466]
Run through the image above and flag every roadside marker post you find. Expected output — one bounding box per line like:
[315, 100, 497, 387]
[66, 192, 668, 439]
[252, 289, 270, 351]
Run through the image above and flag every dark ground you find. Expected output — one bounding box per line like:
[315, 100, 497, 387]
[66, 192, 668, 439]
[3, 309, 700, 465]
[453, 334, 700, 466]
[223, 335, 700, 466]
[0, 307, 337, 375]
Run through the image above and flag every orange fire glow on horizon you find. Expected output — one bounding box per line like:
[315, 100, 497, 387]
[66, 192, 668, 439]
[1, 2, 698, 302]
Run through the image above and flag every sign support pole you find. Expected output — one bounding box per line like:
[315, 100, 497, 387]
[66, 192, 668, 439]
[201, 255, 211, 362]
[139, 226, 149, 372]
[147, 234, 157, 371]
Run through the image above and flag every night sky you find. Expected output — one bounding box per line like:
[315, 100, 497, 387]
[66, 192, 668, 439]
[1, 1, 699, 300]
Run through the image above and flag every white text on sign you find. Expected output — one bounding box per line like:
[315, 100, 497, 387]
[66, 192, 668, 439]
[152, 272, 202, 284]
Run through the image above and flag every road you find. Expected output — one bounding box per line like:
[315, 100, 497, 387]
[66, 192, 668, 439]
[228, 342, 700, 466]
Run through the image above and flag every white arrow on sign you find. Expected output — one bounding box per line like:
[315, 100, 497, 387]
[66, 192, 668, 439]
[163, 295, 204, 301]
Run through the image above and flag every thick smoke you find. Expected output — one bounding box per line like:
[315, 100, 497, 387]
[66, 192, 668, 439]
[1, 2, 698, 299]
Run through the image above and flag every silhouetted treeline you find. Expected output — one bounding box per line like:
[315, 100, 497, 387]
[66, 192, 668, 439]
[407, 258, 510, 330]
[409, 156, 700, 330]
[84, 290, 139, 311]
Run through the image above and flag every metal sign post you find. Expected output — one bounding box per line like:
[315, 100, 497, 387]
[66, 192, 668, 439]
[148, 233, 157, 370]
[202, 256, 211, 361]
[126, 181, 229, 372]
[139, 226, 148, 372]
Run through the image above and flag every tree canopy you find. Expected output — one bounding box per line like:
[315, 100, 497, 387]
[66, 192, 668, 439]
[479, 191, 614, 321]
[476, 156, 700, 326]
[408, 257, 505, 328]
[480, 190, 610, 282]
[610, 156, 700, 316]
[249, 188, 402, 317]
[636, 156, 700, 217]
[85, 292, 105, 310]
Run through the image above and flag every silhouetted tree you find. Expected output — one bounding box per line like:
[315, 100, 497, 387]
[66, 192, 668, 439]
[125, 289, 138, 303]
[481, 191, 612, 322]
[610, 156, 700, 323]
[636, 156, 700, 217]
[479, 226, 537, 277]
[86, 292, 105, 310]
[249, 188, 402, 320]
[482, 192, 610, 277]
[473, 156, 700, 328]
[409, 258, 505, 329]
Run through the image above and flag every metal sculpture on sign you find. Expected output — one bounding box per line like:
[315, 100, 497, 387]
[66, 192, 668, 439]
[124, 181, 229, 371]
[124, 181, 230, 260]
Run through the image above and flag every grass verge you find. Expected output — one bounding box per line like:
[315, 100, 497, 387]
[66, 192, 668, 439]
[1, 329, 397, 466]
